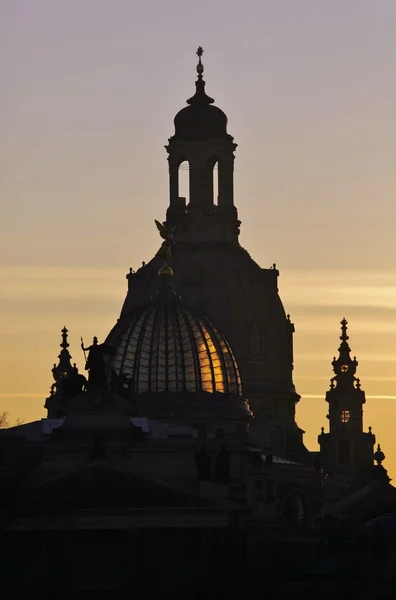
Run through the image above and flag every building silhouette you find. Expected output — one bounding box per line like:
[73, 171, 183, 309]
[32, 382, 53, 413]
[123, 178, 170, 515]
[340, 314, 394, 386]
[121, 46, 303, 460]
[1, 48, 396, 597]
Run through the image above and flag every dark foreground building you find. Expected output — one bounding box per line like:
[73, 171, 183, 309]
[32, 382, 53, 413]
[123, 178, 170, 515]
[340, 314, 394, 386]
[1, 49, 396, 598]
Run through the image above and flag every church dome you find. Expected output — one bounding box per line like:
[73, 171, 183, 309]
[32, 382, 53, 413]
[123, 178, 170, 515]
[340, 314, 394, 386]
[105, 269, 243, 397]
[173, 47, 228, 141]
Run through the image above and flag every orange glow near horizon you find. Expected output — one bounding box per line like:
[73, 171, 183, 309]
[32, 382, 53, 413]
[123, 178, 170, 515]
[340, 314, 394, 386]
[1, 266, 396, 478]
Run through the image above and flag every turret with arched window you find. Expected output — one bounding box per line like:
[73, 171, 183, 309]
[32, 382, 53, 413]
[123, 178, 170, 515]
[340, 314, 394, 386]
[318, 319, 377, 496]
[165, 47, 239, 244]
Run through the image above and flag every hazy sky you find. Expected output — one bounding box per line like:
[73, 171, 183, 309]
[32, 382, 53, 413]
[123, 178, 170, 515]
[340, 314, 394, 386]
[2, 1, 396, 474]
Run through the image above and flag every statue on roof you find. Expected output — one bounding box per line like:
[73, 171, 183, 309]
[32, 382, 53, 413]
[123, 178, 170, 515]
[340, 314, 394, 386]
[81, 336, 114, 387]
[126, 267, 135, 291]
[155, 220, 176, 265]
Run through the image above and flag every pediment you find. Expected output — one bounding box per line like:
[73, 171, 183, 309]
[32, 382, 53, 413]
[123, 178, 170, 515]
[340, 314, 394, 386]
[14, 462, 224, 513]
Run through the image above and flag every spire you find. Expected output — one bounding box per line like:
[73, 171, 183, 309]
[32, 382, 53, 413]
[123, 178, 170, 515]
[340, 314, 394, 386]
[330, 318, 359, 390]
[51, 327, 77, 383]
[61, 325, 69, 350]
[187, 46, 215, 106]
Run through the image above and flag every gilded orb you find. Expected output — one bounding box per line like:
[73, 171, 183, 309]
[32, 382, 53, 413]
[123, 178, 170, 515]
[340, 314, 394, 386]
[159, 264, 174, 279]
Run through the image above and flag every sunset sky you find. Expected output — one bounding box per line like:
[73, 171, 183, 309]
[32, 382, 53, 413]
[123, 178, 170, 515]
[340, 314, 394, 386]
[2, 1, 396, 475]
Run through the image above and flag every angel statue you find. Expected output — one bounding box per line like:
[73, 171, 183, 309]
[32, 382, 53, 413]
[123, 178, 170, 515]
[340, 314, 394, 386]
[155, 220, 176, 265]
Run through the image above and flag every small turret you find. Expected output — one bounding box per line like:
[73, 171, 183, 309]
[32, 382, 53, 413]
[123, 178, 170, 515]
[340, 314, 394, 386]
[318, 319, 376, 497]
[165, 47, 240, 245]
[45, 328, 86, 418]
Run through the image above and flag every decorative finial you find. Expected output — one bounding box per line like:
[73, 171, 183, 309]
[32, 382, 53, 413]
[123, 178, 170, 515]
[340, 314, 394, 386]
[321, 426, 325, 434]
[196, 47, 204, 77]
[186, 46, 214, 106]
[373, 443, 385, 465]
[159, 264, 174, 280]
[196, 46, 204, 73]
[340, 318, 349, 342]
[61, 326, 69, 350]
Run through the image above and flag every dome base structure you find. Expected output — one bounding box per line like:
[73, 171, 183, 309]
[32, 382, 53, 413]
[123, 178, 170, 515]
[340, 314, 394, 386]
[121, 243, 304, 457]
[105, 268, 251, 434]
[133, 389, 252, 434]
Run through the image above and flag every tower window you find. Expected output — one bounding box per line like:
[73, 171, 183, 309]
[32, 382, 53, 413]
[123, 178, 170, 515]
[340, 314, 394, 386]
[178, 161, 190, 205]
[340, 364, 349, 373]
[213, 161, 219, 206]
[340, 410, 350, 423]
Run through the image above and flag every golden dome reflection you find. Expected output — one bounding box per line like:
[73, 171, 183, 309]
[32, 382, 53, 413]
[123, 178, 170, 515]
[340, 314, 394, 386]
[105, 278, 242, 397]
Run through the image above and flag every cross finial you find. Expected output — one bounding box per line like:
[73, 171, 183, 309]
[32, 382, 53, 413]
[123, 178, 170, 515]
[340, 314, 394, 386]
[187, 46, 214, 105]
